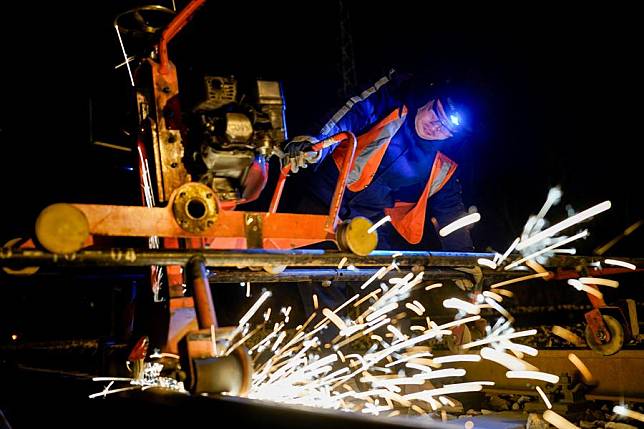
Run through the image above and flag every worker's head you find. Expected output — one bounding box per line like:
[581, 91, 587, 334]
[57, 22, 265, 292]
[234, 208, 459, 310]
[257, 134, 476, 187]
[405, 74, 471, 141]
[414, 97, 463, 140]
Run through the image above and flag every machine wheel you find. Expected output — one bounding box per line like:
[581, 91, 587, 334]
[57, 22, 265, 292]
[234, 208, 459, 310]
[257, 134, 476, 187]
[35, 203, 90, 254]
[2, 238, 39, 275]
[585, 314, 624, 356]
[336, 217, 378, 256]
[187, 327, 254, 396]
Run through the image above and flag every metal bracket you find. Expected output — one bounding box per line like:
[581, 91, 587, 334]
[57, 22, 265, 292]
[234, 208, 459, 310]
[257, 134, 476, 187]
[244, 213, 263, 248]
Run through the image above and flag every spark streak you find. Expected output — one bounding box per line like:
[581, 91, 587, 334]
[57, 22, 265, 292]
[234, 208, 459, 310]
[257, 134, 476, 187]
[543, 410, 580, 429]
[567, 353, 594, 384]
[506, 230, 589, 270]
[439, 213, 481, 237]
[368, 215, 391, 234]
[480, 347, 538, 371]
[568, 279, 604, 299]
[604, 258, 636, 270]
[536, 386, 552, 409]
[579, 277, 619, 288]
[506, 370, 559, 384]
[613, 405, 644, 423]
[490, 272, 551, 288]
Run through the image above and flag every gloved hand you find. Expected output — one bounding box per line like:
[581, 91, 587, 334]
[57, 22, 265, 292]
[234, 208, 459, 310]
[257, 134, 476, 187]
[453, 266, 483, 291]
[280, 135, 322, 173]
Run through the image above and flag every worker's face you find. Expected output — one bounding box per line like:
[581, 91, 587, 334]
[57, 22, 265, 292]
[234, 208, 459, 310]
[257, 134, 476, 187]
[415, 99, 453, 140]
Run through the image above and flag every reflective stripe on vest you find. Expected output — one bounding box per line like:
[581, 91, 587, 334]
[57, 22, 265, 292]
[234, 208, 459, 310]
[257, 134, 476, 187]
[384, 152, 458, 244]
[332, 106, 408, 192]
[320, 72, 393, 136]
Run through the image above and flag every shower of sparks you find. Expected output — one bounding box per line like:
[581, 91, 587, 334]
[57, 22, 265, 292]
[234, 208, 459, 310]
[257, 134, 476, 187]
[516, 201, 611, 251]
[368, 215, 391, 234]
[90, 361, 185, 398]
[543, 410, 580, 429]
[88, 188, 626, 420]
[245, 263, 513, 412]
[505, 230, 589, 270]
[535, 386, 552, 409]
[604, 258, 636, 270]
[613, 405, 644, 423]
[439, 213, 481, 237]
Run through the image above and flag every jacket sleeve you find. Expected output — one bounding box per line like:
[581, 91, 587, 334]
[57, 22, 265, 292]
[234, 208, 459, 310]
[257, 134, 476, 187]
[429, 175, 475, 251]
[314, 70, 408, 162]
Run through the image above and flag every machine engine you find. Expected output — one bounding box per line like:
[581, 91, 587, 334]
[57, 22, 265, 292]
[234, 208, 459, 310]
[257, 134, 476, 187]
[185, 76, 287, 203]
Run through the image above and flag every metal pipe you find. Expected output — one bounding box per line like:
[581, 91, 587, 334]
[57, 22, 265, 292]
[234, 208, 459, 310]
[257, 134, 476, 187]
[2, 248, 639, 271]
[268, 165, 290, 213]
[207, 268, 471, 283]
[185, 256, 218, 329]
[322, 132, 356, 231]
[158, 0, 207, 74]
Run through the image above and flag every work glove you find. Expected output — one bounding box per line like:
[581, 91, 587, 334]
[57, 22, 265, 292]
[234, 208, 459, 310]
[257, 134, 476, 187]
[280, 135, 322, 173]
[453, 266, 483, 291]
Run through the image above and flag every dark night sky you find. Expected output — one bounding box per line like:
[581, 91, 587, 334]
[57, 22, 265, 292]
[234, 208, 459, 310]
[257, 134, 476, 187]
[0, 1, 642, 255]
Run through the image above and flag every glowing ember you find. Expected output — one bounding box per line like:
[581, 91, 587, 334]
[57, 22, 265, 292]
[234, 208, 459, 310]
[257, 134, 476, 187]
[506, 370, 559, 384]
[551, 325, 585, 347]
[477, 258, 497, 269]
[613, 405, 644, 423]
[490, 272, 551, 288]
[578, 277, 619, 288]
[368, 215, 391, 234]
[567, 353, 594, 384]
[567, 279, 604, 299]
[439, 213, 481, 237]
[535, 385, 552, 409]
[543, 410, 580, 429]
[604, 258, 636, 270]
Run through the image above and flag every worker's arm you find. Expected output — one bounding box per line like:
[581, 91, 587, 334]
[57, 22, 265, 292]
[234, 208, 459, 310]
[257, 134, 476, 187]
[429, 176, 475, 251]
[289, 70, 409, 163]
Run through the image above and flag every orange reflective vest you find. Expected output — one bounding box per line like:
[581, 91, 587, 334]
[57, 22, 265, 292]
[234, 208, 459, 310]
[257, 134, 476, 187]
[332, 107, 458, 244]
